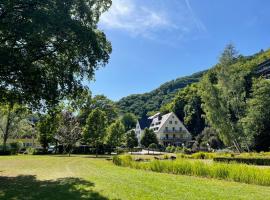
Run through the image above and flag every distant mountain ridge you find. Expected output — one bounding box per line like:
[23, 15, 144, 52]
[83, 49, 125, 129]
[117, 70, 207, 117]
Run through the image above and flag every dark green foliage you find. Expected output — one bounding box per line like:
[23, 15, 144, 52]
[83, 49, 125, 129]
[0, 103, 30, 151]
[0, 0, 112, 108]
[79, 95, 118, 126]
[106, 120, 125, 147]
[192, 127, 223, 151]
[214, 157, 270, 166]
[83, 108, 107, 156]
[117, 71, 206, 117]
[242, 78, 270, 151]
[121, 113, 137, 131]
[126, 130, 138, 149]
[140, 128, 158, 148]
[148, 143, 158, 149]
[200, 46, 270, 151]
[169, 84, 205, 137]
[37, 106, 62, 149]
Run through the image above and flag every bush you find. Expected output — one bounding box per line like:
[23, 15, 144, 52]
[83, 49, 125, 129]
[214, 157, 270, 166]
[165, 146, 172, 153]
[9, 142, 23, 154]
[113, 156, 270, 186]
[174, 147, 183, 153]
[163, 154, 169, 159]
[26, 147, 36, 155]
[113, 155, 132, 166]
[191, 152, 215, 159]
[148, 143, 158, 150]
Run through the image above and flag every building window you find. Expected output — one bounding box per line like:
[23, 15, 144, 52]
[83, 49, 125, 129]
[165, 127, 168, 131]
[166, 134, 169, 139]
[173, 134, 176, 138]
[172, 127, 175, 131]
[175, 121, 177, 124]
[169, 121, 172, 124]
[179, 127, 182, 131]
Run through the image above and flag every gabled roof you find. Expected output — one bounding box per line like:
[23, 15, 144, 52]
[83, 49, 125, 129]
[138, 116, 152, 130]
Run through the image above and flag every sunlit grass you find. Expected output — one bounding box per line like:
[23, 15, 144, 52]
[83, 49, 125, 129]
[0, 155, 270, 200]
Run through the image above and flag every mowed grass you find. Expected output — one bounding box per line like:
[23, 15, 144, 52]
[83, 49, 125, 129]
[0, 155, 270, 200]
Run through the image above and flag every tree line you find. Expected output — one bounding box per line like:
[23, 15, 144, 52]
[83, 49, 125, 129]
[160, 45, 270, 152]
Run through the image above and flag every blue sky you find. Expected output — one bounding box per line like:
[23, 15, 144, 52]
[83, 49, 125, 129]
[88, 0, 270, 101]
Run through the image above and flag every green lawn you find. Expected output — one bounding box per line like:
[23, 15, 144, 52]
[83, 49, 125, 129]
[0, 155, 270, 200]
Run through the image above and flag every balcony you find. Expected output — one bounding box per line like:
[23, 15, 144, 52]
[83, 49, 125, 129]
[160, 136, 189, 141]
[163, 130, 186, 134]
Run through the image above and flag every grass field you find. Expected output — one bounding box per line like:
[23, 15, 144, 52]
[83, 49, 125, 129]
[0, 155, 270, 200]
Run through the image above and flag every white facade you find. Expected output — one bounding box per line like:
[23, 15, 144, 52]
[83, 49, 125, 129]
[135, 112, 192, 147]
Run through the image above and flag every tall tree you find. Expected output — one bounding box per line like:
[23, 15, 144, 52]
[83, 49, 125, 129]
[37, 106, 62, 150]
[121, 113, 137, 132]
[83, 108, 107, 157]
[0, 103, 29, 151]
[56, 111, 82, 156]
[200, 45, 253, 152]
[169, 84, 205, 137]
[140, 128, 158, 148]
[242, 78, 270, 151]
[79, 95, 118, 125]
[106, 120, 125, 148]
[0, 0, 112, 108]
[126, 130, 138, 150]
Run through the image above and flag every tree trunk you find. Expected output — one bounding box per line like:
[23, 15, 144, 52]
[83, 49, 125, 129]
[233, 140, 241, 153]
[95, 142, 98, 157]
[3, 104, 12, 152]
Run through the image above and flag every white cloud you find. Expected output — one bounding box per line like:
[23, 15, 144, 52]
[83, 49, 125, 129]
[100, 0, 175, 38]
[99, 0, 207, 42]
[184, 0, 207, 33]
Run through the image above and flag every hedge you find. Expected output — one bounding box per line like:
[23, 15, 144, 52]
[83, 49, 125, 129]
[213, 157, 270, 166]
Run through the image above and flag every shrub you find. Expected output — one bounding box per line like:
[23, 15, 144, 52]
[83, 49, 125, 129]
[191, 152, 216, 159]
[214, 157, 270, 166]
[113, 156, 270, 186]
[148, 143, 158, 150]
[26, 147, 36, 155]
[9, 142, 23, 154]
[165, 146, 172, 153]
[174, 147, 183, 153]
[163, 154, 169, 159]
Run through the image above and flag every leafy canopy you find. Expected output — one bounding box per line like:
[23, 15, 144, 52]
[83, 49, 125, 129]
[0, 0, 112, 108]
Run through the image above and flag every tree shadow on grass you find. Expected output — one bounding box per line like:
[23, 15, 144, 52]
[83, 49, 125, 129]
[0, 175, 114, 200]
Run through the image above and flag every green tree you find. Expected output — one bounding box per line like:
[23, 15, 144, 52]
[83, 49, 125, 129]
[79, 95, 118, 126]
[219, 43, 239, 66]
[140, 128, 158, 148]
[200, 45, 251, 152]
[0, 0, 112, 108]
[192, 127, 223, 151]
[0, 103, 29, 151]
[126, 130, 138, 150]
[242, 78, 270, 151]
[37, 107, 62, 150]
[83, 108, 107, 157]
[121, 113, 137, 132]
[106, 120, 125, 148]
[170, 84, 205, 137]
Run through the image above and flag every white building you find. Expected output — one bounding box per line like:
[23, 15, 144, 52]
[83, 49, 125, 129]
[135, 112, 192, 147]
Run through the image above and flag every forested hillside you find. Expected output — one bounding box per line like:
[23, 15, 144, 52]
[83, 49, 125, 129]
[117, 71, 206, 116]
